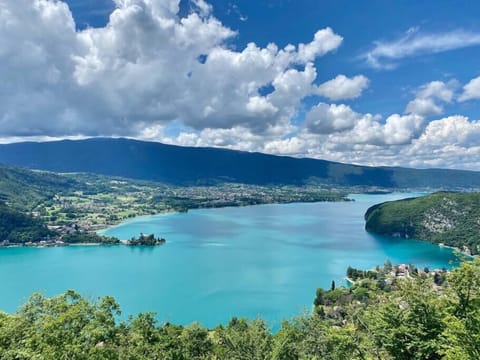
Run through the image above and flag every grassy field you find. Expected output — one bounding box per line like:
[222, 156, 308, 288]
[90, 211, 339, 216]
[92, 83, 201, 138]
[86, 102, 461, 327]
[0, 164, 354, 235]
[33, 173, 348, 231]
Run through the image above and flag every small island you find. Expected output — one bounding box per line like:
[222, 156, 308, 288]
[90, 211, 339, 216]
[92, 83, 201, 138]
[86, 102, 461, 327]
[126, 233, 166, 246]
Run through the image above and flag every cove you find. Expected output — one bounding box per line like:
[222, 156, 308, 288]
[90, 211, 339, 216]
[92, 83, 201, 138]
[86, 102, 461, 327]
[0, 193, 458, 328]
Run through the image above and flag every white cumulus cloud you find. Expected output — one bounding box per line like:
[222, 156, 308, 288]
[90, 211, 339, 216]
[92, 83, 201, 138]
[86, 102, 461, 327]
[405, 81, 455, 117]
[296, 28, 343, 63]
[459, 76, 480, 102]
[305, 103, 363, 134]
[0, 0, 343, 137]
[405, 116, 480, 169]
[3, 0, 480, 171]
[315, 75, 369, 101]
[153, 111, 480, 170]
[190, 0, 213, 17]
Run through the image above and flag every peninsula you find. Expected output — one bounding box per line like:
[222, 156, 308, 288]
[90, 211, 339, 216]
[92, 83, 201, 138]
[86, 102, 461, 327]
[365, 192, 480, 255]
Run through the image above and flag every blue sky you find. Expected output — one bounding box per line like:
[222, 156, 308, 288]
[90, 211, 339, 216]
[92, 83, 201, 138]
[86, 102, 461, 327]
[65, 0, 480, 116]
[2, 0, 480, 169]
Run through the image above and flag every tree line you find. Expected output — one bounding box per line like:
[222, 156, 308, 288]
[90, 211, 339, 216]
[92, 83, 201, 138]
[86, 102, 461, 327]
[0, 259, 478, 359]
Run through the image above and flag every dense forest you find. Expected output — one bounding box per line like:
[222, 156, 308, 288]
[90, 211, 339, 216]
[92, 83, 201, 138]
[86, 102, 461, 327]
[0, 201, 119, 245]
[365, 192, 480, 255]
[127, 233, 166, 246]
[61, 232, 120, 245]
[0, 259, 478, 359]
[0, 164, 80, 211]
[0, 202, 54, 243]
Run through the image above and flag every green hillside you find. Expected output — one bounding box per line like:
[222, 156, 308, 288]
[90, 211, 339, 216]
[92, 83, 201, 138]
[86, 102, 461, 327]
[0, 202, 54, 243]
[0, 163, 349, 232]
[0, 165, 81, 211]
[365, 192, 480, 255]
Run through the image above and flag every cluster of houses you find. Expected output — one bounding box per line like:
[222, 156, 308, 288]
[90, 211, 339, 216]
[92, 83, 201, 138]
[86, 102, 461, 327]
[48, 223, 85, 234]
[387, 263, 449, 286]
[0, 223, 90, 247]
[0, 238, 65, 247]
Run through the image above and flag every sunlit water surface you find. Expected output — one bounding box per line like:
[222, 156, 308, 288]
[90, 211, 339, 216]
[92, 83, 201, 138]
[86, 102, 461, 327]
[0, 193, 457, 328]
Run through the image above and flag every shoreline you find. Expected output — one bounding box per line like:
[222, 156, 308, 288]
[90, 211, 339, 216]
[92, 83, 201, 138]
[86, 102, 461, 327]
[98, 191, 419, 234]
[438, 243, 474, 259]
[367, 232, 476, 260]
[95, 197, 354, 236]
[0, 194, 368, 248]
[96, 208, 179, 235]
[4, 192, 442, 250]
[0, 241, 168, 249]
[78, 191, 358, 236]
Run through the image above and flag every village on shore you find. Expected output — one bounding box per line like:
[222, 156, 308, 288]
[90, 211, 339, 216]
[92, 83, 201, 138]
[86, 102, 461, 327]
[345, 260, 456, 289]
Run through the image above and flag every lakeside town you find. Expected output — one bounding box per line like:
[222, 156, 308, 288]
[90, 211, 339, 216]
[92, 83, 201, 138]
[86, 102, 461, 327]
[346, 261, 451, 288]
[29, 173, 350, 232]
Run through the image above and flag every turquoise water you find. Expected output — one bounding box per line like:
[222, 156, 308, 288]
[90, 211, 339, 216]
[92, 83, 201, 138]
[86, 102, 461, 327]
[0, 193, 457, 328]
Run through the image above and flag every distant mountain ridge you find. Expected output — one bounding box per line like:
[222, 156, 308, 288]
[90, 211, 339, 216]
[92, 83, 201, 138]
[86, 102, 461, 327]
[0, 138, 479, 189]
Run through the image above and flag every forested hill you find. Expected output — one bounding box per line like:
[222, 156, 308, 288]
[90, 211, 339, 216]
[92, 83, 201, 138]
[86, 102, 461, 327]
[0, 164, 81, 210]
[1, 138, 480, 188]
[0, 165, 79, 243]
[365, 192, 480, 255]
[0, 202, 54, 243]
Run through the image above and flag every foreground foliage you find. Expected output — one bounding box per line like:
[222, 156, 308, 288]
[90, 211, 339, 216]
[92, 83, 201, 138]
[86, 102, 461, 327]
[0, 260, 478, 359]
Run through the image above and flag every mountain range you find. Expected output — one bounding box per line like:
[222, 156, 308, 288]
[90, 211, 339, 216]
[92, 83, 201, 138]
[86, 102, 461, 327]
[0, 138, 479, 189]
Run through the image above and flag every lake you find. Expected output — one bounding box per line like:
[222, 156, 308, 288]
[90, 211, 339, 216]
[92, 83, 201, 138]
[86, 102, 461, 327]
[0, 193, 457, 328]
